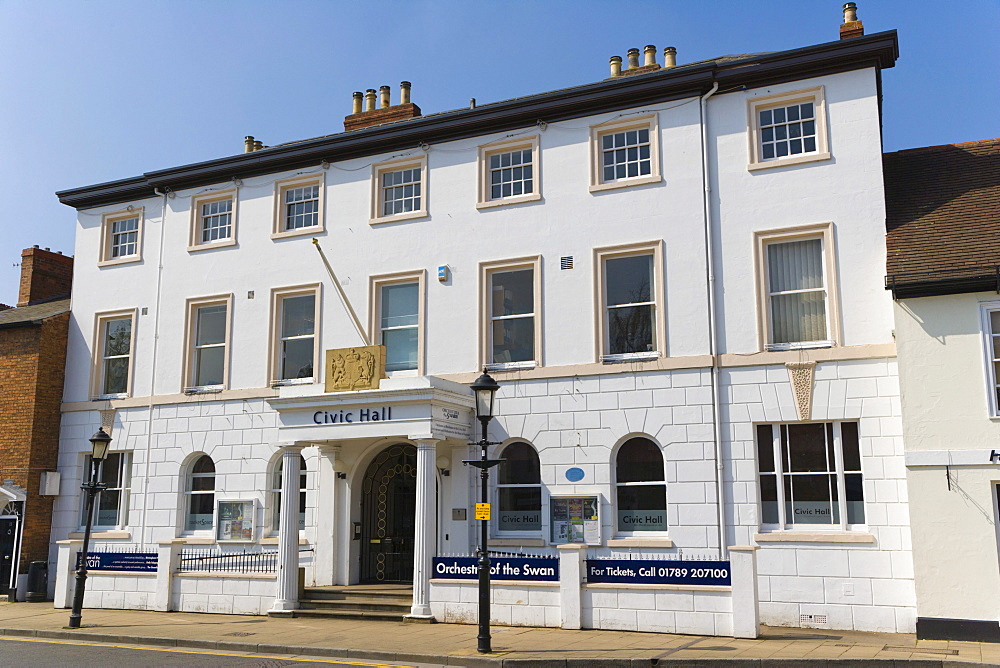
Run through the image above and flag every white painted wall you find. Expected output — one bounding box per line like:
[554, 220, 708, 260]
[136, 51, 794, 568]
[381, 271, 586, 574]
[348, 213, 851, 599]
[894, 294, 1000, 624]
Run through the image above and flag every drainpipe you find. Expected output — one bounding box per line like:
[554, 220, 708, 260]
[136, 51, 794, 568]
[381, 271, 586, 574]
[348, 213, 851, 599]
[139, 188, 170, 546]
[699, 81, 727, 559]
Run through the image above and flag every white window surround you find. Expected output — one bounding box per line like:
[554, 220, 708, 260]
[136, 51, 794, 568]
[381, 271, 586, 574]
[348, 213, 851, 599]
[613, 436, 668, 537]
[99, 208, 144, 267]
[269, 284, 322, 386]
[595, 241, 665, 362]
[754, 223, 840, 352]
[589, 114, 661, 193]
[979, 301, 1000, 418]
[183, 454, 216, 535]
[272, 174, 325, 239]
[756, 421, 866, 532]
[477, 135, 542, 209]
[183, 295, 233, 392]
[80, 452, 130, 530]
[370, 270, 425, 376]
[494, 440, 543, 538]
[370, 155, 429, 224]
[747, 86, 830, 171]
[91, 309, 137, 400]
[480, 256, 542, 370]
[189, 190, 237, 251]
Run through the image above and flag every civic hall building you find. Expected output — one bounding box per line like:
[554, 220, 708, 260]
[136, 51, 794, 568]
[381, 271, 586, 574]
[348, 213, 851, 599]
[50, 8, 914, 636]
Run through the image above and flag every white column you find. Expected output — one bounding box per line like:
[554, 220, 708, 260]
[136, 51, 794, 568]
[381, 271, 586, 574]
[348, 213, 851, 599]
[407, 438, 437, 619]
[270, 443, 305, 614]
[557, 544, 586, 629]
[729, 545, 760, 639]
[314, 445, 340, 587]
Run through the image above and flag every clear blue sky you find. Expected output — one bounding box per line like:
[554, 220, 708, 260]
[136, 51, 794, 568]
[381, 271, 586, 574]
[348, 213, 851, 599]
[1, 0, 997, 306]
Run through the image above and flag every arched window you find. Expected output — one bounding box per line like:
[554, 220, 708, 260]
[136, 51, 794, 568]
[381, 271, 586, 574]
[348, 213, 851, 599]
[497, 442, 541, 533]
[615, 437, 666, 533]
[270, 455, 307, 532]
[185, 455, 215, 532]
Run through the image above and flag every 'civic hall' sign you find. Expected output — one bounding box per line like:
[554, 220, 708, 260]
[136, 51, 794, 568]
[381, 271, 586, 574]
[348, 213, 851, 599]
[586, 559, 730, 586]
[433, 556, 558, 581]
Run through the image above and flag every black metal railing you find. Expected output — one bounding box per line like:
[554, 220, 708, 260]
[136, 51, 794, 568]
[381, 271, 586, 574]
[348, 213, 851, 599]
[178, 548, 278, 574]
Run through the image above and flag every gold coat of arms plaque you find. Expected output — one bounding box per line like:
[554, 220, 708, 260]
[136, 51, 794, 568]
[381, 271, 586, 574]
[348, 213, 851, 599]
[325, 345, 386, 392]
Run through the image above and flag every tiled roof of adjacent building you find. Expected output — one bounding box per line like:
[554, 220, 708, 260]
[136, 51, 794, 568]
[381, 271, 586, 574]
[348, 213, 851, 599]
[884, 138, 1000, 298]
[0, 298, 71, 328]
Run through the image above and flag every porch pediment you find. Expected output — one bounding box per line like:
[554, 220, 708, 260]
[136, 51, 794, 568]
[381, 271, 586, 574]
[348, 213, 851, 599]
[268, 375, 474, 443]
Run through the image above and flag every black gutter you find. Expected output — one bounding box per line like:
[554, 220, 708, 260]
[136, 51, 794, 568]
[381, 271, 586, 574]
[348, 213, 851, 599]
[885, 271, 1000, 300]
[56, 30, 898, 211]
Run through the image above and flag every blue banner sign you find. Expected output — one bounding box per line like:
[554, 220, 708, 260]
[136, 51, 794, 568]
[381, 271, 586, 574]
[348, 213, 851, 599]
[76, 551, 158, 572]
[586, 559, 730, 586]
[433, 556, 558, 581]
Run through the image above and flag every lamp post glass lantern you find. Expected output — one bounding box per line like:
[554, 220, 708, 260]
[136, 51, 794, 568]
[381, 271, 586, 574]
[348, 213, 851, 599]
[465, 371, 502, 654]
[68, 428, 112, 629]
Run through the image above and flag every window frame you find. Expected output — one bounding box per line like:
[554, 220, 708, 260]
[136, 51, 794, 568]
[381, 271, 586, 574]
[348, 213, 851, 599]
[480, 256, 542, 371]
[595, 241, 665, 362]
[476, 135, 542, 209]
[80, 451, 131, 530]
[494, 440, 543, 538]
[755, 421, 865, 532]
[91, 309, 137, 400]
[978, 301, 1000, 418]
[747, 86, 830, 171]
[268, 454, 309, 535]
[183, 454, 216, 535]
[269, 284, 322, 386]
[189, 190, 238, 251]
[369, 270, 425, 376]
[99, 208, 144, 266]
[183, 294, 233, 392]
[370, 155, 429, 224]
[754, 223, 840, 352]
[272, 175, 326, 239]
[613, 436, 668, 537]
[589, 114, 661, 193]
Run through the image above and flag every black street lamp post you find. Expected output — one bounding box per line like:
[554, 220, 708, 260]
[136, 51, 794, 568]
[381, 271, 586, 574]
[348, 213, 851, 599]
[68, 428, 112, 629]
[464, 371, 502, 654]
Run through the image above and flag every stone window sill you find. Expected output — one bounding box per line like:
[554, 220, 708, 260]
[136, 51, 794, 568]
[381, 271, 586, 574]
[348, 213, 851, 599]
[68, 530, 130, 540]
[754, 531, 874, 544]
[606, 538, 674, 548]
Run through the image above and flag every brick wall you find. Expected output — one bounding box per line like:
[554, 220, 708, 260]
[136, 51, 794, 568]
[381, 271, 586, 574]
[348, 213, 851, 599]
[344, 103, 422, 132]
[0, 311, 70, 577]
[18, 247, 73, 307]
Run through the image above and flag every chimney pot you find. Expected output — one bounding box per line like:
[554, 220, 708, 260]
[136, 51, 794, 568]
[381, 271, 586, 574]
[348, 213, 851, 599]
[643, 45, 657, 67]
[663, 46, 677, 68]
[379, 85, 391, 109]
[365, 89, 377, 112]
[840, 2, 864, 38]
[627, 48, 640, 69]
[244, 136, 255, 153]
[400, 81, 412, 105]
[33, 245, 39, 249]
[352, 91, 363, 114]
[609, 55, 623, 77]
[253, 140, 263, 151]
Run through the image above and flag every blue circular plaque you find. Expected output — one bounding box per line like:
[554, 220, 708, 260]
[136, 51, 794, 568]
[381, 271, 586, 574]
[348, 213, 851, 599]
[565, 467, 585, 482]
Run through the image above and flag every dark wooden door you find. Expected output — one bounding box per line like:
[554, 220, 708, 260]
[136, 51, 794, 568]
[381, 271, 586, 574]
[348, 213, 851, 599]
[0, 514, 17, 596]
[360, 444, 416, 583]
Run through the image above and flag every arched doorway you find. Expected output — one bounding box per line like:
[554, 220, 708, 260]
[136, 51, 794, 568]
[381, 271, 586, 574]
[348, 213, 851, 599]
[359, 444, 416, 583]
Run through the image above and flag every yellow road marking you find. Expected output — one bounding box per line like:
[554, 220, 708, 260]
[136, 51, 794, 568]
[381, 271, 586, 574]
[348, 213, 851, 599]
[0, 635, 411, 666]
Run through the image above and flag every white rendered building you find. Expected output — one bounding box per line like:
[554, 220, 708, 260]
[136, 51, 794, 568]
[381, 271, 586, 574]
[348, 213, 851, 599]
[51, 9, 914, 635]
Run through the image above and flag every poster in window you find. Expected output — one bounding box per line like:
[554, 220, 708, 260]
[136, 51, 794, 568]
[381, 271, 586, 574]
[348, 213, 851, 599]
[217, 500, 255, 541]
[549, 495, 600, 545]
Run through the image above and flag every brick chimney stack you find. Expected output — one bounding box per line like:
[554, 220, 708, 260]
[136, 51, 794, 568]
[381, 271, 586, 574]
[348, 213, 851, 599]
[839, 2, 864, 39]
[344, 82, 422, 132]
[17, 246, 73, 307]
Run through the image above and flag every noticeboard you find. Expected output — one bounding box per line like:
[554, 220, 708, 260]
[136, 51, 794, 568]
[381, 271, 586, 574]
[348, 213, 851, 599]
[216, 499, 255, 542]
[549, 495, 600, 545]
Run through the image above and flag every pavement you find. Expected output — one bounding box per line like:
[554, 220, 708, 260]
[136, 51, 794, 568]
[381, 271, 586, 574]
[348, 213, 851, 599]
[1, 600, 998, 666]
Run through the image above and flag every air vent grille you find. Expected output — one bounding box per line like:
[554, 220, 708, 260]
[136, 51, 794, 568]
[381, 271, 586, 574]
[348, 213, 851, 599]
[560, 256, 574, 270]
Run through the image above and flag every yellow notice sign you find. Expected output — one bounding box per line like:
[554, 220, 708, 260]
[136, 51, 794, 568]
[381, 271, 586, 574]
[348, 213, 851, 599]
[474, 503, 491, 521]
